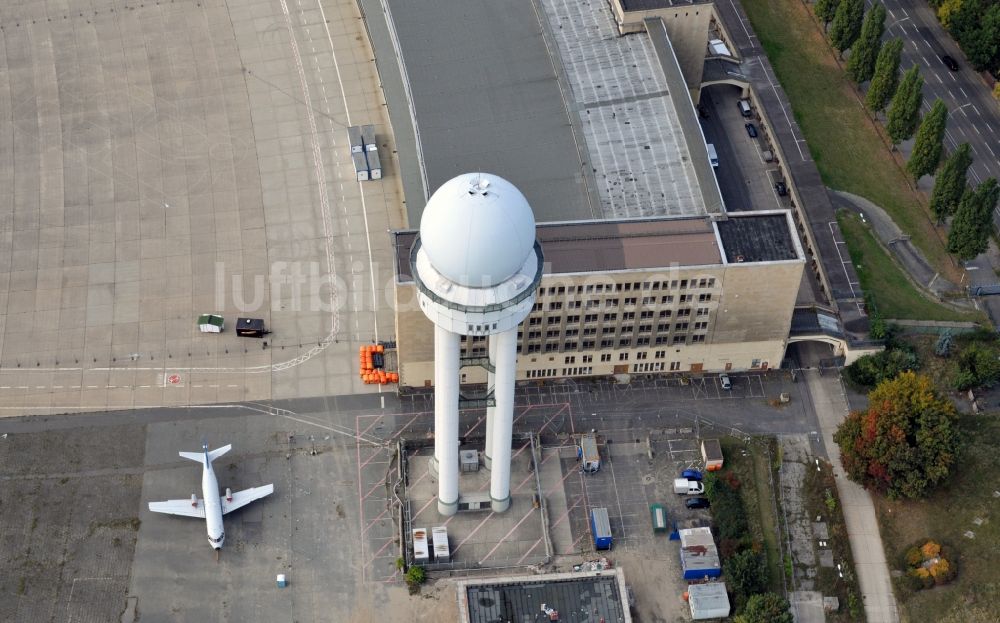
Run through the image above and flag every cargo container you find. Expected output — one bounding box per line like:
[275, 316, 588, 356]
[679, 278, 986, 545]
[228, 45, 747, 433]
[701, 439, 724, 471]
[688, 582, 730, 620]
[590, 507, 613, 550]
[347, 125, 364, 153]
[367, 150, 382, 180]
[650, 503, 668, 533]
[578, 433, 600, 473]
[431, 526, 450, 563]
[361, 124, 377, 151]
[353, 152, 369, 181]
[412, 528, 430, 563]
[679, 527, 721, 580]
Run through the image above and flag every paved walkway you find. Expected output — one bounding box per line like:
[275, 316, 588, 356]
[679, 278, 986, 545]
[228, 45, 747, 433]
[828, 190, 961, 300]
[801, 368, 900, 623]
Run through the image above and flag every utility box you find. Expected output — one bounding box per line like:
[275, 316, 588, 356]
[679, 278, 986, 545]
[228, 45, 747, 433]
[578, 434, 600, 473]
[590, 507, 613, 550]
[412, 528, 430, 563]
[650, 503, 668, 534]
[353, 152, 369, 181]
[460, 450, 479, 473]
[361, 124, 377, 151]
[367, 150, 382, 180]
[432, 526, 450, 562]
[347, 125, 364, 153]
[701, 439, 724, 471]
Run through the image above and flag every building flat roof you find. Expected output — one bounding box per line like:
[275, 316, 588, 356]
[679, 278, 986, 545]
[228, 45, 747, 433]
[462, 573, 629, 623]
[716, 213, 801, 263]
[383, 0, 713, 225]
[394, 218, 723, 281]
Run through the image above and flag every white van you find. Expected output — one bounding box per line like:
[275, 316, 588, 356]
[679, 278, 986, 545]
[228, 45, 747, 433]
[738, 98, 752, 117]
[706, 143, 719, 168]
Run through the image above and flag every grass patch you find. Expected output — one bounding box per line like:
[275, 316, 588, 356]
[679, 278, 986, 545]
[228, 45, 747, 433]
[837, 211, 980, 321]
[804, 461, 865, 622]
[742, 0, 962, 285]
[874, 412, 1000, 623]
[720, 437, 785, 594]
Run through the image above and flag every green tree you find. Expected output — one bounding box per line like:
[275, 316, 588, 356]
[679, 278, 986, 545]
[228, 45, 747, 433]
[830, 0, 866, 54]
[930, 143, 973, 222]
[949, 0, 1000, 73]
[847, 3, 887, 82]
[834, 372, 959, 499]
[815, 0, 842, 25]
[734, 592, 794, 623]
[907, 99, 949, 181]
[953, 342, 1000, 390]
[947, 178, 999, 260]
[886, 66, 923, 144]
[725, 550, 768, 612]
[866, 38, 904, 112]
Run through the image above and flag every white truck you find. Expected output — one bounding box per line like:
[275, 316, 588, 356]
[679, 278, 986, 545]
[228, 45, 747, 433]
[674, 478, 705, 495]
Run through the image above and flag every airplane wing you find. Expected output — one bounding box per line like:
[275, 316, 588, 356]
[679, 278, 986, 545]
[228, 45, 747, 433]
[149, 499, 206, 518]
[221, 484, 274, 515]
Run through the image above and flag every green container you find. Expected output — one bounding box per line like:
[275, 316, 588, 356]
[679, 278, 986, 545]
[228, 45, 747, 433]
[650, 503, 668, 533]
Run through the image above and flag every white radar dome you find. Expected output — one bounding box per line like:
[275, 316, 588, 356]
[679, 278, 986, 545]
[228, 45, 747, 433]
[419, 173, 537, 288]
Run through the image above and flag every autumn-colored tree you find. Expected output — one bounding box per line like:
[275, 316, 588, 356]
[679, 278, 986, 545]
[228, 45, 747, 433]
[834, 372, 960, 499]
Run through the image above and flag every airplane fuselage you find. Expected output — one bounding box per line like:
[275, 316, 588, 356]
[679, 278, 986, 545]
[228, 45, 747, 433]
[201, 456, 225, 549]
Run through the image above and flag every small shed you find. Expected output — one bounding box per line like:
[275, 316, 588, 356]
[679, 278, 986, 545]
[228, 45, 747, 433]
[701, 439, 724, 471]
[578, 433, 600, 473]
[650, 504, 668, 534]
[235, 318, 268, 338]
[688, 582, 730, 620]
[197, 314, 224, 333]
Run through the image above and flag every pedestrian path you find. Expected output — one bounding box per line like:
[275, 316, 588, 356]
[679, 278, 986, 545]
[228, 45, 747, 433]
[803, 369, 900, 623]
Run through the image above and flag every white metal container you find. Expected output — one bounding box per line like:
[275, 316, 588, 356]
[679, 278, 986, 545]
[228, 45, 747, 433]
[432, 526, 450, 562]
[412, 528, 430, 563]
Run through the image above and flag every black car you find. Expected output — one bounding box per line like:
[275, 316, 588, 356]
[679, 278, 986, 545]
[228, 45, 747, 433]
[686, 497, 711, 510]
[745, 123, 758, 138]
[775, 181, 788, 196]
[941, 55, 959, 71]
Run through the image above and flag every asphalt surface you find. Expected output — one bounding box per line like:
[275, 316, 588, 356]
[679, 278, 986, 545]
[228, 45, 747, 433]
[880, 1, 1000, 192]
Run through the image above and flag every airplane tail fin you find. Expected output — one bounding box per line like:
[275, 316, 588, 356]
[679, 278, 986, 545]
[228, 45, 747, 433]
[179, 444, 232, 463]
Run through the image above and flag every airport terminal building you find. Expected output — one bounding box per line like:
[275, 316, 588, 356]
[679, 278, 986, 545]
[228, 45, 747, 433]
[382, 0, 863, 389]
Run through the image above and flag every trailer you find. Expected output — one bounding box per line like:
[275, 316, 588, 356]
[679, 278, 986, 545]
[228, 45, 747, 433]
[366, 150, 382, 180]
[578, 433, 600, 473]
[590, 507, 613, 550]
[650, 504, 668, 534]
[701, 439, 724, 471]
[361, 124, 377, 151]
[412, 528, 430, 563]
[431, 526, 450, 563]
[353, 152, 369, 181]
[347, 125, 364, 153]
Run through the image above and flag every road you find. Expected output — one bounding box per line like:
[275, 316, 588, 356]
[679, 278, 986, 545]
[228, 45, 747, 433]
[881, 1, 999, 193]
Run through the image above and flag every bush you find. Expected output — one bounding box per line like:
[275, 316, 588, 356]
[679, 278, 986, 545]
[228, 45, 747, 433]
[405, 565, 426, 591]
[733, 591, 792, 623]
[902, 538, 958, 590]
[844, 348, 919, 388]
[953, 342, 1000, 390]
[726, 550, 768, 613]
[705, 472, 750, 543]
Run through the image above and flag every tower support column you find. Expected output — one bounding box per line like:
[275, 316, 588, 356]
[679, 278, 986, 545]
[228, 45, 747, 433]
[433, 324, 460, 516]
[489, 328, 518, 512]
[483, 336, 498, 470]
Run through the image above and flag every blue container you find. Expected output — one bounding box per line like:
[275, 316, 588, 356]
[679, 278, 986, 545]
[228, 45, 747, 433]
[590, 507, 613, 550]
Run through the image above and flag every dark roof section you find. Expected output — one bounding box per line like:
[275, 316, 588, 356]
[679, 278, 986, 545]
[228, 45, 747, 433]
[393, 217, 723, 281]
[619, 0, 708, 9]
[465, 576, 626, 623]
[715, 214, 800, 263]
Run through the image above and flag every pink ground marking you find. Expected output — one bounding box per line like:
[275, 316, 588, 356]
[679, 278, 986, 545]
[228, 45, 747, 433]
[477, 507, 538, 565]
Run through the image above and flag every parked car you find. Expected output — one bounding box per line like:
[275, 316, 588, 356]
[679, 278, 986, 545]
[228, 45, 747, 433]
[686, 497, 711, 510]
[674, 478, 706, 495]
[719, 373, 732, 390]
[745, 123, 758, 138]
[775, 181, 788, 196]
[941, 55, 959, 71]
[681, 468, 703, 481]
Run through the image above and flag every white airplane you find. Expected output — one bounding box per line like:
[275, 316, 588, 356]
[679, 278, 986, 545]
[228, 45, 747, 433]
[148, 443, 274, 551]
